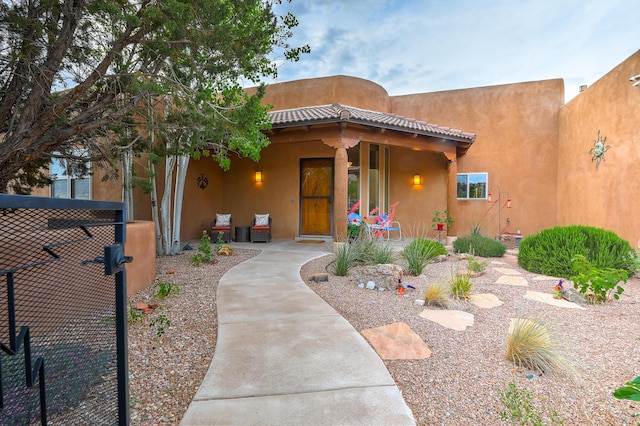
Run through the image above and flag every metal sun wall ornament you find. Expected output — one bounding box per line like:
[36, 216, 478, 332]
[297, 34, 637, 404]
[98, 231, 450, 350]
[589, 130, 611, 170]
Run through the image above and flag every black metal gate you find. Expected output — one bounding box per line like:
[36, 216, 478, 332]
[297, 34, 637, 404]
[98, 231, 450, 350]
[0, 194, 130, 425]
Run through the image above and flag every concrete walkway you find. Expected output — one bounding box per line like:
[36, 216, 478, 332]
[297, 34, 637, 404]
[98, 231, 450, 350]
[179, 239, 415, 425]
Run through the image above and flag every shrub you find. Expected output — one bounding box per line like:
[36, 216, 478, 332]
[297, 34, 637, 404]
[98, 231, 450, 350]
[570, 254, 627, 303]
[191, 231, 213, 266]
[467, 254, 487, 273]
[499, 383, 565, 425]
[450, 271, 473, 299]
[360, 238, 397, 265]
[453, 235, 507, 257]
[327, 241, 360, 276]
[155, 281, 180, 299]
[517, 225, 638, 277]
[423, 282, 450, 307]
[402, 238, 446, 275]
[506, 317, 578, 379]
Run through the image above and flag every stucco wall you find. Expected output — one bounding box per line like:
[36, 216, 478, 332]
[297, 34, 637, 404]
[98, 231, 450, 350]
[558, 49, 640, 247]
[390, 79, 564, 238]
[217, 140, 336, 239]
[258, 75, 391, 112]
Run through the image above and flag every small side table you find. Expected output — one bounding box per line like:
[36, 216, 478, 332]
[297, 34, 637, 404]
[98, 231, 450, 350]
[235, 226, 250, 243]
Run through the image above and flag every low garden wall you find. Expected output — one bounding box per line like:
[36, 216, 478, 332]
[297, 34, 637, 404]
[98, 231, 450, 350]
[125, 221, 156, 296]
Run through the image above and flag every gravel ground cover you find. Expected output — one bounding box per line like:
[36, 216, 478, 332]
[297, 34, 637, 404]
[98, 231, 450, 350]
[302, 253, 640, 425]
[127, 248, 259, 425]
[128, 246, 640, 425]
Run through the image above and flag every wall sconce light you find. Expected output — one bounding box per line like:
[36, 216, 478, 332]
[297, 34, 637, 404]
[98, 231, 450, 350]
[413, 174, 421, 186]
[255, 171, 262, 182]
[506, 198, 512, 208]
[487, 192, 492, 202]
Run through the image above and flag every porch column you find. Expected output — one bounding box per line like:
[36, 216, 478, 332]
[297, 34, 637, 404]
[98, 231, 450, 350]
[334, 147, 348, 241]
[445, 152, 458, 236]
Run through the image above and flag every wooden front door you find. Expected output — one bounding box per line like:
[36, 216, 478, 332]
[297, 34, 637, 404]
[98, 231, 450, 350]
[300, 158, 333, 236]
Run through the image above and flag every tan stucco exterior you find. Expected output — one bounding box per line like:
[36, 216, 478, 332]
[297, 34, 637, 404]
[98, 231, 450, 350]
[62, 49, 640, 248]
[558, 50, 640, 247]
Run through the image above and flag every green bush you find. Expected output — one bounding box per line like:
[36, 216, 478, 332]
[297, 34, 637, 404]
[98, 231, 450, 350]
[360, 238, 397, 265]
[402, 238, 446, 275]
[450, 271, 473, 299]
[453, 235, 507, 257]
[570, 254, 627, 303]
[517, 225, 639, 277]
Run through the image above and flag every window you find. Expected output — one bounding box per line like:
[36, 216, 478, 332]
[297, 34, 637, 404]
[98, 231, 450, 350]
[50, 155, 91, 199]
[457, 173, 487, 199]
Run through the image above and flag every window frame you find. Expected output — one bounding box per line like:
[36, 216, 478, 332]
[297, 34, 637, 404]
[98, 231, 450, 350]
[50, 153, 92, 200]
[457, 172, 488, 200]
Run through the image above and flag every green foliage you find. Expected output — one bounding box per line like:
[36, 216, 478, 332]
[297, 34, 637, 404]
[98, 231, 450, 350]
[506, 317, 578, 379]
[348, 222, 367, 239]
[149, 314, 171, 339]
[517, 225, 639, 277]
[402, 238, 446, 275]
[432, 210, 454, 228]
[450, 271, 473, 299]
[128, 302, 145, 324]
[570, 254, 627, 303]
[0, 0, 310, 193]
[499, 383, 565, 425]
[327, 236, 399, 276]
[470, 222, 484, 237]
[613, 376, 640, 401]
[453, 235, 507, 257]
[467, 254, 488, 273]
[423, 282, 450, 308]
[191, 231, 213, 266]
[360, 238, 397, 265]
[155, 281, 180, 299]
[327, 240, 362, 276]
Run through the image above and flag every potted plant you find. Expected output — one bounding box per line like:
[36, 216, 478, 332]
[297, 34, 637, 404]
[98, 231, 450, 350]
[432, 210, 454, 230]
[432, 211, 445, 230]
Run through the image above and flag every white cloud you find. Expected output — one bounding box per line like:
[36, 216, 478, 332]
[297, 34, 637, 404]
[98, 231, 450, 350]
[267, 0, 639, 102]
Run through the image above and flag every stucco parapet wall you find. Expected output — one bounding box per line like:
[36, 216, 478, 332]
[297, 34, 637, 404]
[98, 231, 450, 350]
[256, 75, 392, 112]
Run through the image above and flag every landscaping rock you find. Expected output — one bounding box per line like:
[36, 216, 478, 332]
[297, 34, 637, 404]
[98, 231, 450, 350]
[562, 287, 588, 304]
[350, 264, 403, 290]
[310, 272, 329, 282]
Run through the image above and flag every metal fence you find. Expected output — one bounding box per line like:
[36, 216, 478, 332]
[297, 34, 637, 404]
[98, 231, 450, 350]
[0, 194, 130, 425]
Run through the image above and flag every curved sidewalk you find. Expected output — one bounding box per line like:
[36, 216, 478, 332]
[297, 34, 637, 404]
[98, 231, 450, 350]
[180, 240, 415, 425]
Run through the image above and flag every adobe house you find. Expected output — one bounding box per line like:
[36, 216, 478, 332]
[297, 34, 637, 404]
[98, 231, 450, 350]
[39, 49, 640, 247]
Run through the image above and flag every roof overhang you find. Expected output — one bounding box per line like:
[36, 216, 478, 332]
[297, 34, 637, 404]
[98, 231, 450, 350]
[266, 103, 476, 157]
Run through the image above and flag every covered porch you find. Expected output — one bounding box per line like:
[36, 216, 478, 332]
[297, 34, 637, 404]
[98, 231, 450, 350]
[266, 103, 476, 241]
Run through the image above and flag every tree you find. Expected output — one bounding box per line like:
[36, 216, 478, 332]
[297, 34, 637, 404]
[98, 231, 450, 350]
[0, 0, 309, 194]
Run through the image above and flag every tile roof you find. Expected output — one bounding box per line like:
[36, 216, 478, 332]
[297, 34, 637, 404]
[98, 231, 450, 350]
[269, 103, 476, 143]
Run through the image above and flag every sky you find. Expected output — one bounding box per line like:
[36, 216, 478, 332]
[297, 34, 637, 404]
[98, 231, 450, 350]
[263, 0, 639, 103]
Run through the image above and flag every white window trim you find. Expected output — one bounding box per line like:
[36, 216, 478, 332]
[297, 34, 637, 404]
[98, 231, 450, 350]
[50, 154, 92, 200]
[457, 172, 488, 200]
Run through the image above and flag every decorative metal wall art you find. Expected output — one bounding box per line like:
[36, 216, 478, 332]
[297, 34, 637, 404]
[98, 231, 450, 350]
[197, 173, 208, 189]
[589, 130, 610, 169]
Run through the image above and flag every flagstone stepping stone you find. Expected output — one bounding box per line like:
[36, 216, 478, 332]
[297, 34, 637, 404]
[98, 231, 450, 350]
[523, 290, 586, 310]
[493, 267, 522, 275]
[532, 275, 561, 281]
[469, 293, 504, 309]
[361, 322, 431, 360]
[495, 275, 529, 286]
[419, 309, 474, 331]
[491, 260, 507, 265]
[504, 254, 518, 263]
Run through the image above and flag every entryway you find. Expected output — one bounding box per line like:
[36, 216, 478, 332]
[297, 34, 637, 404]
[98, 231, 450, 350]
[300, 158, 333, 237]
